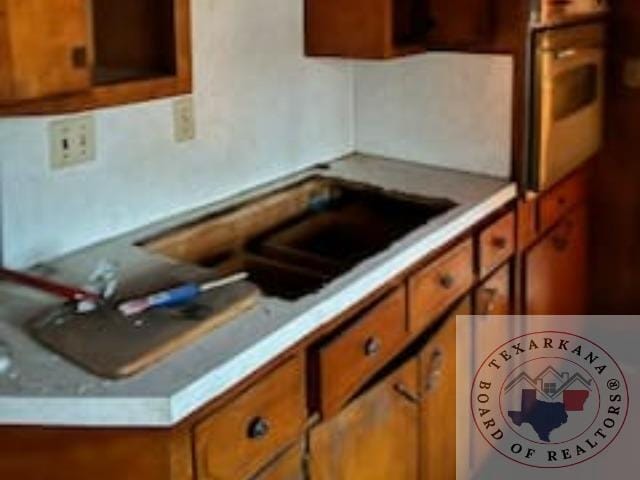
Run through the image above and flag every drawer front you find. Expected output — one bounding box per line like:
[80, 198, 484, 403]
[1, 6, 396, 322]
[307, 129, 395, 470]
[409, 239, 474, 333]
[479, 211, 515, 278]
[539, 167, 587, 231]
[195, 357, 306, 480]
[318, 287, 407, 417]
[474, 264, 511, 316]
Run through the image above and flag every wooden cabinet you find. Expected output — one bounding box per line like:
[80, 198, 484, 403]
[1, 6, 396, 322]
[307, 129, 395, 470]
[309, 359, 420, 480]
[195, 357, 306, 480]
[419, 299, 469, 480]
[305, 0, 493, 58]
[314, 287, 408, 417]
[525, 205, 589, 315]
[0, 0, 91, 102]
[0, 0, 191, 114]
[409, 239, 474, 333]
[0, 204, 520, 480]
[475, 264, 512, 316]
[478, 212, 516, 278]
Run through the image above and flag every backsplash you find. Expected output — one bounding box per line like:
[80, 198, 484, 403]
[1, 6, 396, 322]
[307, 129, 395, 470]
[354, 53, 513, 178]
[0, 0, 513, 269]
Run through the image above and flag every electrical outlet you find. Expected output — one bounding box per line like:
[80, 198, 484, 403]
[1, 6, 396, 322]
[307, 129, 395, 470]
[49, 115, 95, 170]
[173, 97, 196, 143]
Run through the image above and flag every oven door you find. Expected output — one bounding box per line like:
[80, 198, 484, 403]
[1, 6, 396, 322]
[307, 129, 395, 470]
[532, 23, 604, 191]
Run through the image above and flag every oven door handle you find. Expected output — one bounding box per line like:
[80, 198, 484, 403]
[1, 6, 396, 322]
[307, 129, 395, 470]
[553, 48, 578, 60]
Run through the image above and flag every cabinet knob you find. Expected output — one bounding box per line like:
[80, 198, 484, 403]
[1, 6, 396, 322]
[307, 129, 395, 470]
[491, 236, 508, 250]
[439, 274, 455, 290]
[247, 417, 270, 440]
[364, 337, 381, 357]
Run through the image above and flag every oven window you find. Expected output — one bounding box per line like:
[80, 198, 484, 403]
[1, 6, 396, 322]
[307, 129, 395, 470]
[553, 64, 598, 121]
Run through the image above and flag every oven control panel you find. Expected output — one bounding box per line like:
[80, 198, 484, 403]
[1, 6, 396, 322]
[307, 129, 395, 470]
[536, 0, 608, 26]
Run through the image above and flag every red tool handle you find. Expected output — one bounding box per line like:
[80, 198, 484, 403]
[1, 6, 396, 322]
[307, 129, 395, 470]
[0, 267, 99, 302]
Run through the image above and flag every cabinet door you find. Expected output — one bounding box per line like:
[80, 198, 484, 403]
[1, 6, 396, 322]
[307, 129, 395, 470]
[252, 443, 304, 480]
[419, 299, 471, 480]
[474, 264, 512, 316]
[309, 360, 419, 480]
[525, 205, 588, 314]
[0, 0, 91, 102]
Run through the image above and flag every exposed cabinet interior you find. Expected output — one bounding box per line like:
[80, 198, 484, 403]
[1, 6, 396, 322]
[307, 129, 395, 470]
[0, 0, 191, 114]
[305, 0, 493, 58]
[91, 0, 177, 86]
[144, 177, 456, 300]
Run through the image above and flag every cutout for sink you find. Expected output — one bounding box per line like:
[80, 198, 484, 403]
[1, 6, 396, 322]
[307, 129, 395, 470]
[142, 177, 456, 299]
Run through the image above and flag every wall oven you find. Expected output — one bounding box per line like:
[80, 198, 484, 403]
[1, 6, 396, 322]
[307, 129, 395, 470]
[530, 22, 605, 191]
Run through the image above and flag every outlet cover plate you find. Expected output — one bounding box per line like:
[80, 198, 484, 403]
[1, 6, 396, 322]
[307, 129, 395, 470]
[173, 97, 196, 143]
[49, 115, 95, 170]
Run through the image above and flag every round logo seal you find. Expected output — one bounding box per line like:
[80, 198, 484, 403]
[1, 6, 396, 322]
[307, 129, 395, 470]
[471, 331, 629, 468]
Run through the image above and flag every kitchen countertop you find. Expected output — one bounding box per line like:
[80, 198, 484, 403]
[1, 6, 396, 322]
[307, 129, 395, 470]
[0, 153, 516, 427]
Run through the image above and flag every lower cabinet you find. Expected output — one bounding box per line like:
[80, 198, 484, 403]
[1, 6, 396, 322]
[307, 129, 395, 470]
[525, 205, 588, 314]
[252, 442, 304, 480]
[308, 360, 420, 480]
[419, 300, 469, 480]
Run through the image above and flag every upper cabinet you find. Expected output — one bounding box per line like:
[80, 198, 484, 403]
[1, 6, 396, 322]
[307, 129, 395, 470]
[0, 0, 191, 115]
[305, 0, 493, 59]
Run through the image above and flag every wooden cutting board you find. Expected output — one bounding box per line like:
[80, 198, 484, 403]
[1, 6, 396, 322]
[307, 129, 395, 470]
[29, 281, 259, 379]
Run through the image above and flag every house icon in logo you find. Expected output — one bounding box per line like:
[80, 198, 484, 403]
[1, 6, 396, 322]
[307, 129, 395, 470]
[504, 366, 592, 401]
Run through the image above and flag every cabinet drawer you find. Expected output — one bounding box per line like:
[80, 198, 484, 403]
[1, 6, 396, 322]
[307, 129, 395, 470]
[409, 239, 474, 333]
[195, 357, 305, 480]
[478, 211, 515, 278]
[539, 168, 588, 231]
[317, 287, 407, 417]
[475, 264, 511, 316]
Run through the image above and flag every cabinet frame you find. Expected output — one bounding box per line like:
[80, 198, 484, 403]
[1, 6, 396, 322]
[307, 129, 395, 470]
[0, 0, 192, 115]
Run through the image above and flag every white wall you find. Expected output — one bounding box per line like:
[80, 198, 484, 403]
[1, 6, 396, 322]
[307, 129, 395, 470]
[354, 53, 513, 178]
[0, 3, 514, 269]
[0, 0, 355, 268]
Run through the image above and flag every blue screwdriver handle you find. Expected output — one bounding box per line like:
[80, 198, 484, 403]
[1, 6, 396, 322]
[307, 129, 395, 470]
[147, 283, 201, 308]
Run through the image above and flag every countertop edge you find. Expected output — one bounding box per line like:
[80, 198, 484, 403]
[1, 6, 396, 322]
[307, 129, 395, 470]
[0, 183, 517, 428]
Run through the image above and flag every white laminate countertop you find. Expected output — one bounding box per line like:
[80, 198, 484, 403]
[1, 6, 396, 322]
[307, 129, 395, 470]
[0, 154, 516, 427]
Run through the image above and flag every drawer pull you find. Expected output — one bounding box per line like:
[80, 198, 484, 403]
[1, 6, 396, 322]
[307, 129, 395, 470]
[438, 274, 455, 290]
[426, 349, 444, 391]
[247, 417, 270, 440]
[363, 337, 381, 357]
[479, 287, 499, 314]
[394, 382, 420, 404]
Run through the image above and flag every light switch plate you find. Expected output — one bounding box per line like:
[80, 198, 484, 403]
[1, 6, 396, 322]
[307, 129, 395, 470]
[623, 57, 640, 89]
[173, 97, 196, 143]
[49, 115, 95, 170]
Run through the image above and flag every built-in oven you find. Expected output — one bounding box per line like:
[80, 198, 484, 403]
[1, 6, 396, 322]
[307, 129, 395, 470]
[529, 22, 605, 191]
[533, 0, 608, 26]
